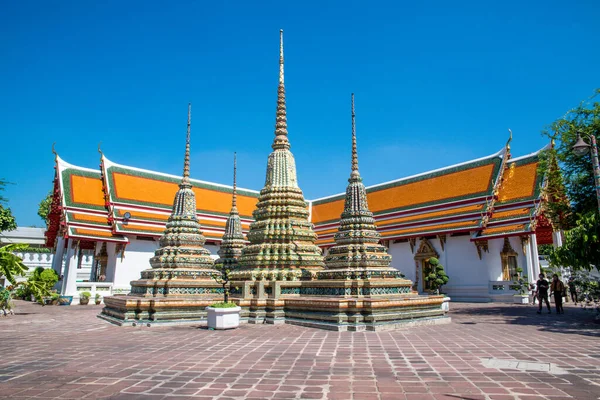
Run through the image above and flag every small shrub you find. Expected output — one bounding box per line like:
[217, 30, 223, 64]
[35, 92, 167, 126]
[80, 291, 91, 299]
[210, 302, 238, 308]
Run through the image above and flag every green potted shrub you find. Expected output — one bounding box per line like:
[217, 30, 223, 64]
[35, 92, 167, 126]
[511, 267, 530, 304]
[79, 291, 91, 305]
[207, 267, 241, 329]
[49, 292, 60, 305]
[424, 258, 451, 312]
[95, 293, 102, 305]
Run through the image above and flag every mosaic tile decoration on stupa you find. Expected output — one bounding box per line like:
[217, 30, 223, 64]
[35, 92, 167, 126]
[99, 30, 449, 331]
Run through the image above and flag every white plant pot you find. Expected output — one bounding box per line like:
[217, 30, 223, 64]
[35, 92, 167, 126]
[441, 296, 451, 312]
[513, 294, 529, 304]
[206, 306, 241, 330]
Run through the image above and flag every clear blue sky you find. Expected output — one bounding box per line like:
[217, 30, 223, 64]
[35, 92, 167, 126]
[1, 1, 599, 227]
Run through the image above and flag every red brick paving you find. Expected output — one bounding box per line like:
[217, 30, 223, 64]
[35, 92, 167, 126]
[0, 301, 599, 399]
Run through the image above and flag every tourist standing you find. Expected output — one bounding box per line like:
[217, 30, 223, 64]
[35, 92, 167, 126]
[550, 274, 565, 314]
[536, 273, 551, 314]
[568, 276, 578, 304]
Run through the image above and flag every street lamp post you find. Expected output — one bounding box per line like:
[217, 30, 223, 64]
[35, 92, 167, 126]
[572, 132, 600, 214]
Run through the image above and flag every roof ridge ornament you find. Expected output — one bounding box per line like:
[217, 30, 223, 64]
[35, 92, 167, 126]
[506, 129, 513, 157]
[51, 142, 58, 162]
[97, 142, 103, 156]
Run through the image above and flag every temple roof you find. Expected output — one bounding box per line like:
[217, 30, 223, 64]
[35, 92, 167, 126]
[313, 147, 508, 245]
[100, 155, 258, 239]
[472, 147, 548, 241]
[46, 142, 547, 248]
[49, 156, 128, 245]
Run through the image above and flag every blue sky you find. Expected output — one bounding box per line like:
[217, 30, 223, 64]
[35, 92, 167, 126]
[1, 1, 599, 227]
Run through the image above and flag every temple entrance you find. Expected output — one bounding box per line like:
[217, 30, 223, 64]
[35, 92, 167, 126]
[414, 238, 439, 293]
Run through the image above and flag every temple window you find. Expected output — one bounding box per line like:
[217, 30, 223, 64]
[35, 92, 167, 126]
[500, 237, 518, 281]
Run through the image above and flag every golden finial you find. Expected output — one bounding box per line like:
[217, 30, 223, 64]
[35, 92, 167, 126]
[273, 29, 289, 149]
[351, 93, 360, 179]
[182, 103, 192, 185]
[97, 142, 103, 156]
[506, 129, 513, 154]
[232, 152, 237, 209]
[279, 29, 284, 85]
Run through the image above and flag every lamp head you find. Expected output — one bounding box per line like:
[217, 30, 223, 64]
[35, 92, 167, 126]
[572, 133, 591, 156]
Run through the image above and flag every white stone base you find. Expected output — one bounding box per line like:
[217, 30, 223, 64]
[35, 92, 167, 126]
[442, 296, 451, 312]
[206, 306, 241, 330]
[513, 295, 529, 304]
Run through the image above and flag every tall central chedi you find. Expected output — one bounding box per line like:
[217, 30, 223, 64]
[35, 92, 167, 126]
[235, 30, 324, 278]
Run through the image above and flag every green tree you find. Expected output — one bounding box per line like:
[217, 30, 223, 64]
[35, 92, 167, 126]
[541, 88, 600, 217]
[549, 212, 599, 271]
[540, 89, 600, 272]
[0, 179, 17, 232]
[38, 190, 53, 226]
[424, 257, 449, 295]
[0, 244, 51, 305]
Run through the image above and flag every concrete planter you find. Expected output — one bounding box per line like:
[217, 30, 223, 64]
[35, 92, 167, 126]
[513, 294, 529, 304]
[442, 296, 451, 312]
[206, 306, 241, 330]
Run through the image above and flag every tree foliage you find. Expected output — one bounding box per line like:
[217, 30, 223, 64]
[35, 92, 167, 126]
[541, 88, 600, 217]
[549, 212, 599, 271]
[424, 257, 449, 295]
[0, 244, 29, 285]
[0, 179, 17, 232]
[38, 190, 53, 227]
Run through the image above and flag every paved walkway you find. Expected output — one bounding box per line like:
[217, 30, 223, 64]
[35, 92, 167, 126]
[0, 300, 599, 400]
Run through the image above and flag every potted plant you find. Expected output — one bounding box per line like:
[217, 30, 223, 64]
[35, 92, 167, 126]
[50, 292, 60, 305]
[95, 293, 102, 305]
[79, 291, 91, 305]
[424, 258, 451, 312]
[511, 268, 529, 304]
[207, 267, 241, 329]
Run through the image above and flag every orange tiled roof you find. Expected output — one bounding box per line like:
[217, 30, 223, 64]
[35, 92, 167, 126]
[103, 157, 259, 219]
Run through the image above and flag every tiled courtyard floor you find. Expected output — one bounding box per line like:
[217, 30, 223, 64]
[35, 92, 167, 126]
[0, 301, 599, 400]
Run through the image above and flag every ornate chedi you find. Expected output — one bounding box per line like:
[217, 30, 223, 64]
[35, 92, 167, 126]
[233, 30, 324, 281]
[215, 153, 245, 270]
[321, 94, 405, 281]
[101, 105, 223, 325]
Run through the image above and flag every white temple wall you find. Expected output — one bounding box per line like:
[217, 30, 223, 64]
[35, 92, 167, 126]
[205, 243, 220, 260]
[388, 241, 415, 281]
[112, 238, 159, 294]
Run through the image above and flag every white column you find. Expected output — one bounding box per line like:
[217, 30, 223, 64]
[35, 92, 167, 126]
[51, 237, 66, 291]
[60, 241, 78, 296]
[524, 237, 534, 283]
[552, 231, 563, 248]
[530, 233, 540, 279]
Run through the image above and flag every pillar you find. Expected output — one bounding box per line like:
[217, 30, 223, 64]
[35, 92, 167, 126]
[524, 237, 534, 284]
[60, 241, 78, 296]
[51, 237, 66, 291]
[530, 233, 541, 279]
[552, 231, 563, 248]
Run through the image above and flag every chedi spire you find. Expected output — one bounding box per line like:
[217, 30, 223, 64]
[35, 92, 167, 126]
[147, 103, 215, 273]
[324, 94, 396, 274]
[236, 30, 324, 276]
[216, 153, 245, 269]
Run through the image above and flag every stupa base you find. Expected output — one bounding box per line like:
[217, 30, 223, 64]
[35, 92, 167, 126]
[99, 279, 448, 330]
